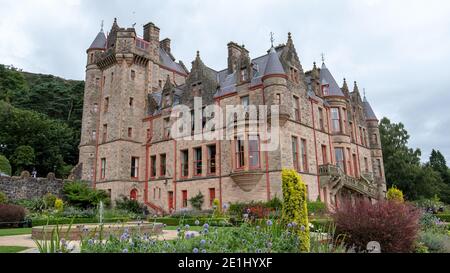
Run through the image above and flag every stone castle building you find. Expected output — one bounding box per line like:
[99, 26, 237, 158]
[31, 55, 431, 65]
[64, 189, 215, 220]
[78, 19, 386, 213]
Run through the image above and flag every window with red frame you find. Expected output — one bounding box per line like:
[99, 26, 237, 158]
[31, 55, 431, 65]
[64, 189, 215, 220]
[182, 190, 188, 208]
[150, 155, 156, 178]
[194, 147, 202, 176]
[331, 108, 341, 133]
[321, 145, 328, 164]
[207, 145, 216, 175]
[100, 158, 106, 179]
[300, 138, 308, 172]
[335, 148, 345, 172]
[249, 136, 260, 169]
[209, 188, 216, 206]
[293, 96, 300, 121]
[131, 157, 139, 178]
[235, 137, 245, 169]
[160, 154, 166, 177]
[292, 136, 299, 171]
[181, 150, 189, 177]
[353, 154, 359, 177]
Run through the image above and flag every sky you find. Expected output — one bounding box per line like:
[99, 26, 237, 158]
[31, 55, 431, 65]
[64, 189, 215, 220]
[1, 0, 449, 163]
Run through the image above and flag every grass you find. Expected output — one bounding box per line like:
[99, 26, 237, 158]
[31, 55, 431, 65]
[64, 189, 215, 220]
[0, 246, 30, 253]
[0, 228, 33, 237]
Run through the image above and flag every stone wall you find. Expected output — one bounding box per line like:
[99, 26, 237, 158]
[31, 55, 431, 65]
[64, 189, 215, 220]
[0, 176, 68, 201]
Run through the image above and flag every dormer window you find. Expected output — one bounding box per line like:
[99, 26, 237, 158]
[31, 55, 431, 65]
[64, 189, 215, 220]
[164, 94, 171, 107]
[240, 68, 249, 82]
[322, 84, 329, 96]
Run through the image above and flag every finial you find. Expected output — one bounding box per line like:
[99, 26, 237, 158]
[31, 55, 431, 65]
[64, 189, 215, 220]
[363, 88, 366, 99]
[270, 32, 275, 48]
[288, 32, 292, 39]
[114, 18, 117, 23]
[100, 20, 104, 32]
[196, 50, 200, 58]
[313, 62, 317, 68]
[321, 53, 325, 64]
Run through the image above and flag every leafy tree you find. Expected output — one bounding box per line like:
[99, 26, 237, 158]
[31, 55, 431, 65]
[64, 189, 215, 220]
[62, 181, 110, 209]
[0, 155, 11, 176]
[429, 149, 448, 176]
[10, 145, 35, 175]
[0, 65, 28, 104]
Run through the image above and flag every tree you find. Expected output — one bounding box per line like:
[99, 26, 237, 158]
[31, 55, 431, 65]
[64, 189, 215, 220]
[429, 149, 448, 176]
[10, 145, 35, 175]
[0, 155, 11, 176]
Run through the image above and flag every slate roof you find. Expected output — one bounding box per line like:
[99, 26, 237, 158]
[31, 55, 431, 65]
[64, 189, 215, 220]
[159, 48, 188, 75]
[88, 31, 107, 50]
[320, 63, 345, 97]
[264, 47, 285, 76]
[363, 97, 378, 120]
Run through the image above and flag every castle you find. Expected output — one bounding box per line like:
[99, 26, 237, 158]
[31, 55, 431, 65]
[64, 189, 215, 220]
[78, 19, 387, 213]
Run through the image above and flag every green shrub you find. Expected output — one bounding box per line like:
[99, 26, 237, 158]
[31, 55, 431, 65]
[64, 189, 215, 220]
[281, 169, 310, 252]
[437, 214, 450, 223]
[307, 201, 327, 216]
[414, 242, 429, 253]
[387, 186, 404, 202]
[43, 193, 57, 209]
[309, 218, 333, 232]
[54, 199, 64, 212]
[63, 181, 110, 209]
[419, 230, 450, 253]
[0, 191, 8, 204]
[0, 155, 11, 176]
[266, 196, 283, 210]
[115, 195, 146, 214]
[189, 191, 204, 211]
[59, 207, 96, 218]
[146, 216, 231, 227]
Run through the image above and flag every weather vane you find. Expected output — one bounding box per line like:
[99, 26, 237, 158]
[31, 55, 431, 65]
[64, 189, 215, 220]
[101, 20, 104, 32]
[321, 53, 325, 63]
[363, 88, 367, 98]
[270, 32, 275, 48]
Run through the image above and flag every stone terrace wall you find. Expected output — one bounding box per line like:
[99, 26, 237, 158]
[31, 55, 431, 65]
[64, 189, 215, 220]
[0, 175, 69, 201]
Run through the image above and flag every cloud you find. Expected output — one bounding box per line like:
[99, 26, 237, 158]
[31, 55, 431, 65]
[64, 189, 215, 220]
[1, 0, 449, 162]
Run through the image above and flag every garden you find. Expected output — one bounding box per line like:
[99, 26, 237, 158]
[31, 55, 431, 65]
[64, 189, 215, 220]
[1, 170, 450, 253]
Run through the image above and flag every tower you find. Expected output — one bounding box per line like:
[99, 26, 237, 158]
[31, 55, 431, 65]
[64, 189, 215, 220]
[79, 25, 106, 182]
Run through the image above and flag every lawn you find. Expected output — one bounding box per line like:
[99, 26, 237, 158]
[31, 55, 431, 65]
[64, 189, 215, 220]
[0, 228, 33, 237]
[0, 246, 30, 253]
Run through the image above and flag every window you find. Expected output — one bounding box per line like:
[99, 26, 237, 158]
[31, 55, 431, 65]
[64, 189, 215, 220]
[353, 154, 359, 177]
[363, 128, 368, 147]
[150, 155, 156, 178]
[359, 126, 364, 146]
[293, 96, 300, 121]
[160, 154, 166, 177]
[322, 84, 329, 96]
[104, 97, 109, 112]
[153, 188, 156, 199]
[102, 124, 107, 142]
[290, 67, 299, 83]
[92, 130, 96, 141]
[335, 148, 345, 172]
[131, 70, 135, 80]
[100, 158, 106, 179]
[158, 188, 161, 199]
[241, 96, 249, 109]
[95, 77, 100, 87]
[129, 97, 134, 107]
[181, 150, 189, 177]
[147, 128, 151, 140]
[301, 139, 308, 172]
[342, 108, 347, 134]
[346, 148, 352, 176]
[373, 134, 378, 145]
[209, 188, 216, 206]
[207, 145, 217, 175]
[292, 136, 299, 171]
[349, 122, 355, 142]
[321, 145, 328, 164]
[191, 110, 195, 133]
[364, 157, 369, 173]
[111, 72, 114, 83]
[249, 136, 260, 169]
[235, 137, 245, 169]
[182, 190, 188, 208]
[93, 103, 98, 113]
[275, 93, 281, 105]
[318, 107, 324, 130]
[164, 94, 171, 107]
[240, 68, 248, 82]
[128, 127, 133, 138]
[164, 117, 171, 139]
[194, 147, 202, 176]
[168, 191, 174, 210]
[377, 159, 383, 177]
[89, 53, 94, 63]
[331, 108, 341, 133]
[131, 157, 139, 178]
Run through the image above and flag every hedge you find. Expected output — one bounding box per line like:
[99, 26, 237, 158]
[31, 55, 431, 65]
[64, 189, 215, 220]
[148, 217, 231, 227]
[437, 214, 450, 223]
[31, 217, 130, 227]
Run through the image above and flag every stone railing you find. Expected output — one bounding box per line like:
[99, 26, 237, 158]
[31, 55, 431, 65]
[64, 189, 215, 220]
[319, 164, 378, 198]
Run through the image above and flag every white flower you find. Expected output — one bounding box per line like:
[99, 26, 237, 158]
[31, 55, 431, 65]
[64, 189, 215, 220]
[309, 223, 314, 229]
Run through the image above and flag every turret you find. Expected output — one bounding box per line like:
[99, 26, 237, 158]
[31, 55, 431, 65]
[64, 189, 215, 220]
[79, 24, 106, 182]
[262, 46, 289, 125]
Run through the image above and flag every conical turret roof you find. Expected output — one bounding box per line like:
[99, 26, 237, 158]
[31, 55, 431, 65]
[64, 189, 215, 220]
[363, 96, 378, 121]
[320, 62, 345, 97]
[264, 47, 285, 76]
[88, 30, 106, 50]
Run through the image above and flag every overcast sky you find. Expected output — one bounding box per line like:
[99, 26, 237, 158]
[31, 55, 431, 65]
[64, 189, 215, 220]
[1, 0, 449, 163]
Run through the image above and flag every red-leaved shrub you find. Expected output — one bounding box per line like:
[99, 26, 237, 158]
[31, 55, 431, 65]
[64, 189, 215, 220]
[331, 199, 420, 253]
[0, 204, 26, 223]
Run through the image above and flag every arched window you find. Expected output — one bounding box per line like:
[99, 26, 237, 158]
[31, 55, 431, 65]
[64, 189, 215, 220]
[130, 189, 138, 200]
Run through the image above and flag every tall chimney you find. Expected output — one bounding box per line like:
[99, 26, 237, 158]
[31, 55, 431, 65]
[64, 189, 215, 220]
[227, 42, 242, 74]
[160, 38, 171, 54]
[143, 22, 160, 43]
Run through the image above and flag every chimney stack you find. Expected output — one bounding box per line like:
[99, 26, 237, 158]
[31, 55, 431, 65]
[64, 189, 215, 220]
[143, 22, 160, 43]
[227, 42, 243, 74]
[160, 38, 171, 54]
